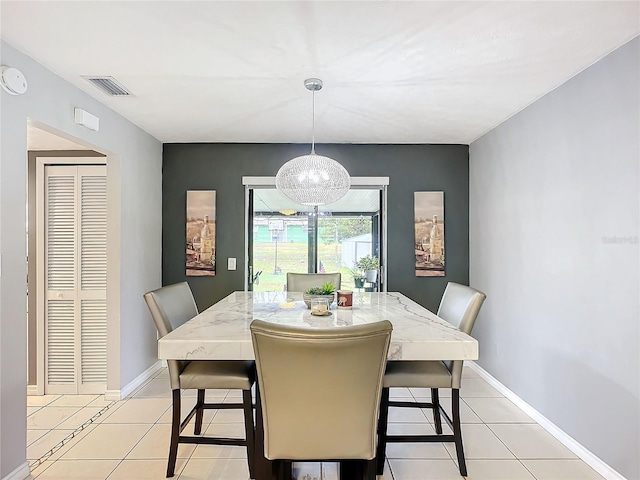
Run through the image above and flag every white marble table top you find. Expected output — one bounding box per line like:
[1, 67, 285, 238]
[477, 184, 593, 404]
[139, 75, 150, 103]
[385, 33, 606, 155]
[158, 291, 478, 361]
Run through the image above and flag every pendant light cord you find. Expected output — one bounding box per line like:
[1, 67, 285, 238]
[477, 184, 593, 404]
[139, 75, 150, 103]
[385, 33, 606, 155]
[311, 89, 316, 154]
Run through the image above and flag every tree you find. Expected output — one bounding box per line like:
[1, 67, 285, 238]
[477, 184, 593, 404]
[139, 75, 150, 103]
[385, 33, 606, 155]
[318, 217, 370, 244]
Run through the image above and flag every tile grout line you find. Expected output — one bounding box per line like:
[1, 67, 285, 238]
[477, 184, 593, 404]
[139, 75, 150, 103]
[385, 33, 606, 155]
[460, 397, 540, 478]
[518, 457, 542, 480]
[411, 387, 457, 465]
[29, 400, 118, 471]
[481, 418, 531, 477]
[104, 420, 157, 480]
[411, 383, 533, 477]
[456, 396, 522, 471]
[175, 389, 232, 479]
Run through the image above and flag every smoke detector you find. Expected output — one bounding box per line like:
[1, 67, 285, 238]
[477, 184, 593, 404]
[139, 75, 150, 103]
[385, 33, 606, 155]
[1, 66, 28, 95]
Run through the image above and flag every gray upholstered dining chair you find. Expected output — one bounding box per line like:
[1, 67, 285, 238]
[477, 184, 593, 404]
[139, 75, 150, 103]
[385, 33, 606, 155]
[250, 319, 392, 480]
[286, 272, 341, 292]
[144, 282, 256, 478]
[376, 282, 486, 477]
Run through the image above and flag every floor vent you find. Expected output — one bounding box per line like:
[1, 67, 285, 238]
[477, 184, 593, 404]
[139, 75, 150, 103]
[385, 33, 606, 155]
[29, 400, 117, 470]
[81, 76, 132, 96]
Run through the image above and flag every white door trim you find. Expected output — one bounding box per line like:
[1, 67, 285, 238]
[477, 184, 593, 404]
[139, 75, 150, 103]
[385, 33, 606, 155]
[242, 176, 390, 186]
[35, 156, 107, 395]
[242, 176, 389, 292]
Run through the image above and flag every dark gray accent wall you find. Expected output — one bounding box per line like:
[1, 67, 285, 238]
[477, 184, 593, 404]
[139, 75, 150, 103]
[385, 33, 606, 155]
[163, 144, 469, 311]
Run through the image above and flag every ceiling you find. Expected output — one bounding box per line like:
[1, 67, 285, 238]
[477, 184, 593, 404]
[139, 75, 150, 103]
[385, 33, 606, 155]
[2, 1, 639, 145]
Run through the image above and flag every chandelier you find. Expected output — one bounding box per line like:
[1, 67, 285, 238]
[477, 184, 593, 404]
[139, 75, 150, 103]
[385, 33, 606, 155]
[275, 78, 350, 206]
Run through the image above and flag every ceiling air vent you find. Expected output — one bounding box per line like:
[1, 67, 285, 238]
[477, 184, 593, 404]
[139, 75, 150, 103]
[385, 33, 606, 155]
[81, 76, 132, 96]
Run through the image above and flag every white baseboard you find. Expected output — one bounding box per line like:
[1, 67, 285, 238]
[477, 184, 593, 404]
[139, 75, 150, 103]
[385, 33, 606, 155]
[2, 461, 29, 480]
[467, 361, 626, 480]
[104, 360, 163, 401]
[104, 390, 122, 401]
[26, 385, 39, 396]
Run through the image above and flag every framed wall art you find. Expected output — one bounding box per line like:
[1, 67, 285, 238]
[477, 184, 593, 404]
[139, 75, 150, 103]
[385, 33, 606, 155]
[414, 191, 445, 277]
[186, 190, 216, 276]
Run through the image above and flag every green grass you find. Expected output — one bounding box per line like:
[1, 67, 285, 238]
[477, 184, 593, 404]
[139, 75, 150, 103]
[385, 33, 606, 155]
[252, 242, 358, 291]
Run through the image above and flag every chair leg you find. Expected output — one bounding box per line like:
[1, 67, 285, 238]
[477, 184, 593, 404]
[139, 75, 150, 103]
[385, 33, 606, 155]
[194, 389, 205, 435]
[255, 384, 275, 480]
[452, 389, 467, 476]
[242, 388, 256, 479]
[283, 461, 293, 480]
[363, 459, 377, 480]
[431, 388, 443, 434]
[272, 460, 281, 480]
[167, 389, 181, 478]
[340, 461, 361, 480]
[375, 387, 390, 475]
[272, 460, 292, 480]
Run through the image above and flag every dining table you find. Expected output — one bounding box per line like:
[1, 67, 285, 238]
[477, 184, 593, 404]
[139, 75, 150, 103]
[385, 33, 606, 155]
[157, 290, 479, 479]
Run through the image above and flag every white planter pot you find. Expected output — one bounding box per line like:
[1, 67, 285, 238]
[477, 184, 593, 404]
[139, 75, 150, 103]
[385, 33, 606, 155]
[365, 269, 378, 283]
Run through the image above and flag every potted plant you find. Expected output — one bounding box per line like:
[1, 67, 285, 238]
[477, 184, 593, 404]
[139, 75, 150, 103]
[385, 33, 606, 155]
[355, 255, 380, 283]
[302, 282, 336, 309]
[349, 265, 366, 288]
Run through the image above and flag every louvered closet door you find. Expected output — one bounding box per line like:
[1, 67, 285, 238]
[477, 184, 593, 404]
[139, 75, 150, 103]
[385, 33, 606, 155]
[44, 165, 107, 394]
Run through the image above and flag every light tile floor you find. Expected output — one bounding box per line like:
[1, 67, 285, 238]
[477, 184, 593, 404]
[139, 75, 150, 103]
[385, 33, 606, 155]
[26, 366, 604, 480]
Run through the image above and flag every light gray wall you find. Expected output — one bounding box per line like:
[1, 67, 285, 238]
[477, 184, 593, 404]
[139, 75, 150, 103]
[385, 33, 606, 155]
[470, 37, 639, 479]
[0, 40, 162, 478]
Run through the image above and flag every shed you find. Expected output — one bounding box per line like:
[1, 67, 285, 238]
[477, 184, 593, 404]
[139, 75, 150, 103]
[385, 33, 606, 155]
[341, 233, 372, 268]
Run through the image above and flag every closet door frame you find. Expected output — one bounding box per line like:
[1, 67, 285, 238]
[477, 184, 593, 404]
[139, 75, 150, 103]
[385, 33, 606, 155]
[35, 157, 108, 395]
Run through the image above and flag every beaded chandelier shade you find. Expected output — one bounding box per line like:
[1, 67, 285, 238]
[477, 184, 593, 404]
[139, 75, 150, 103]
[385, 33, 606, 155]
[275, 79, 350, 206]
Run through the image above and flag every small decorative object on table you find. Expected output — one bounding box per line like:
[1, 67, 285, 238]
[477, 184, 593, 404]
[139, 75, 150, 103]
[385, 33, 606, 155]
[303, 282, 335, 309]
[337, 290, 353, 309]
[310, 298, 331, 316]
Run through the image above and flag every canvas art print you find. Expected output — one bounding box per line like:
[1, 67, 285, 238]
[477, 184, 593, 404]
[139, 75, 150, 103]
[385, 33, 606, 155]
[186, 190, 216, 276]
[415, 192, 445, 277]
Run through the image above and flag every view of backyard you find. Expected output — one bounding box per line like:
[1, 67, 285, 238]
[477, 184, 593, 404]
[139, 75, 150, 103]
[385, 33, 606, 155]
[251, 213, 378, 292]
[252, 242, 359, 292]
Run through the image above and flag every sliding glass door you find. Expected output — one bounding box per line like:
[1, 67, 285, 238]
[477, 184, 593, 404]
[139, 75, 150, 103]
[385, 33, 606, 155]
[246, 184, 385, 293]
